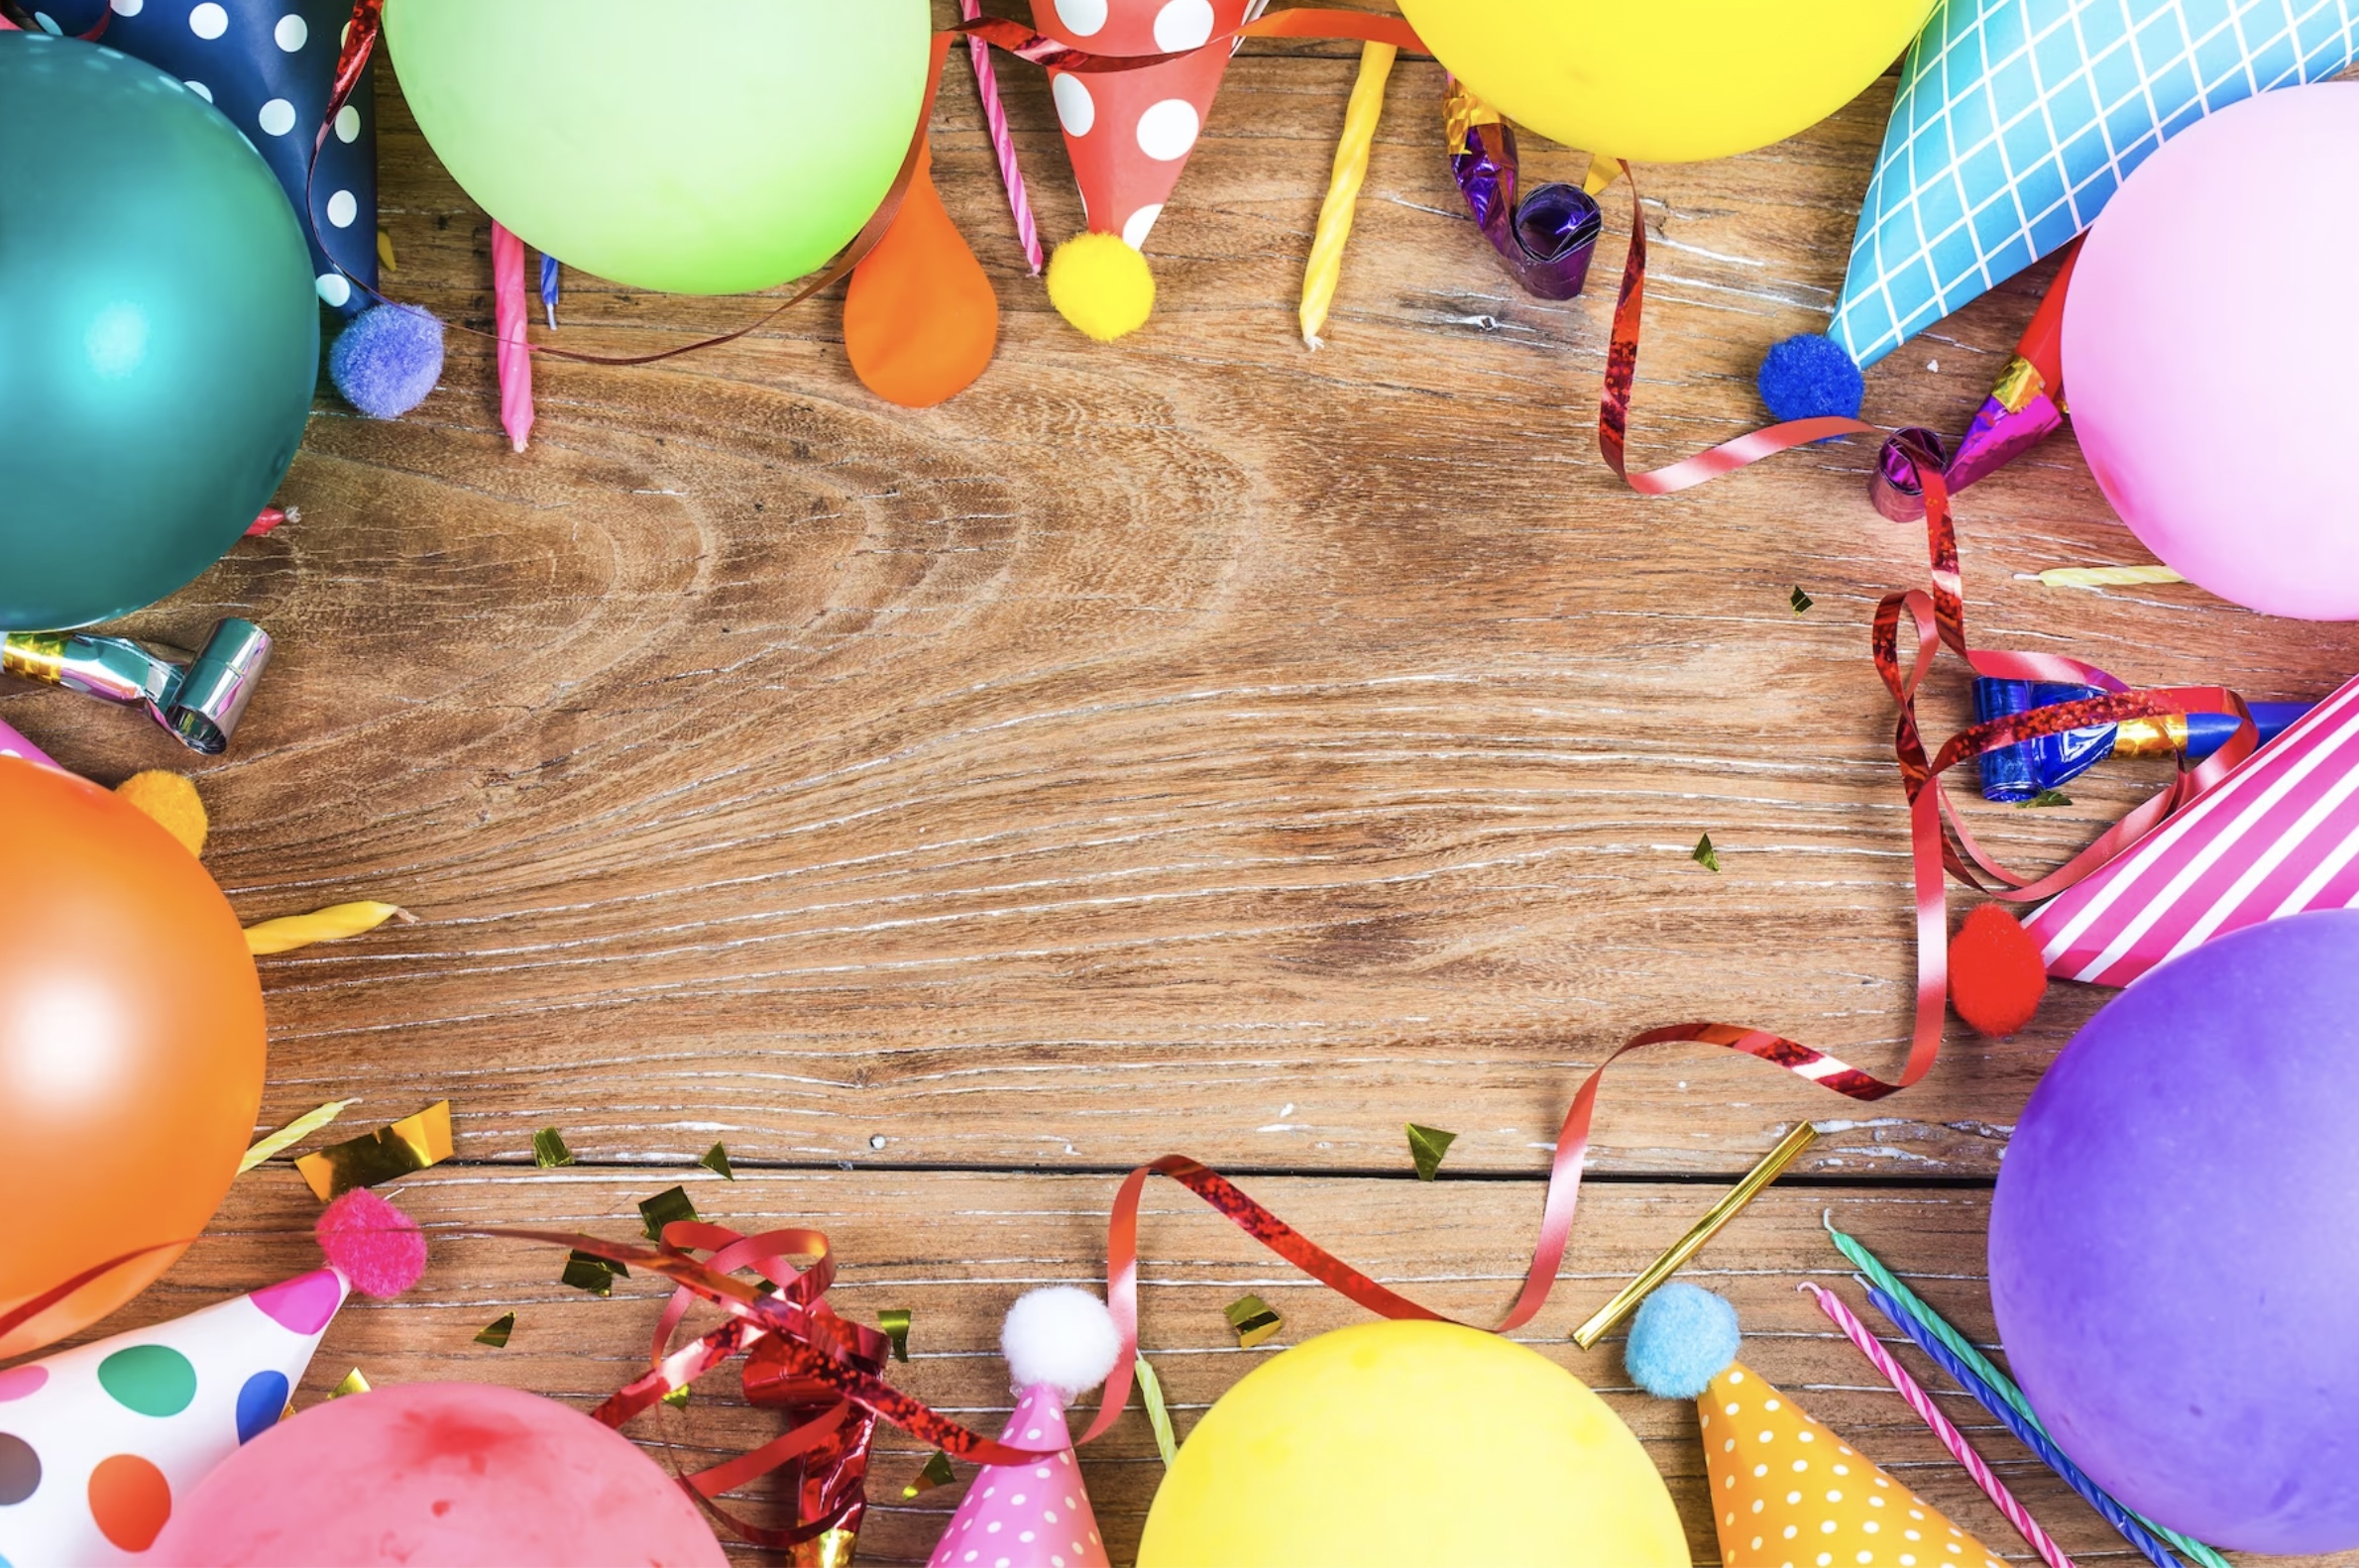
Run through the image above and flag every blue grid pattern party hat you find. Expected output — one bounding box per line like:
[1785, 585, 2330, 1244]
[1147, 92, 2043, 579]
[1829, 0, 2359, 368]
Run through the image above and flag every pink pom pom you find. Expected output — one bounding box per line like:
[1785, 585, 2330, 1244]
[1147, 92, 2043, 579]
[315, 1187, 427, 1297]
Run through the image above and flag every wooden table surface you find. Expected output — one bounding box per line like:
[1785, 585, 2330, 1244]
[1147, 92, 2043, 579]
[14, 14, 2355, 1566]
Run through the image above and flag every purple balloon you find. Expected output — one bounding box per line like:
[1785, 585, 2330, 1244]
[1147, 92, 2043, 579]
[1990, 910, 2359, 1553]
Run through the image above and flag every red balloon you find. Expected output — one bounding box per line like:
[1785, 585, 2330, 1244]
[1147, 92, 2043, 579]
[155, 1382, 730, 1566]
[0, 757, 265, 1357]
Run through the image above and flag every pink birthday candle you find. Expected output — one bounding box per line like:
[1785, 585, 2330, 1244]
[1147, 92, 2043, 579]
[961, 0, 1043, 274]
[0, 719, 57, 771]
[1803, 1284, 2076, 1568]
[491, 220, 534, 453]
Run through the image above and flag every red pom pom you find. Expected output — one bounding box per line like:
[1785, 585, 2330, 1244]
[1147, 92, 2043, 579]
[1949, 904, 2049, 1038]
[315, 1187, 426, 1297]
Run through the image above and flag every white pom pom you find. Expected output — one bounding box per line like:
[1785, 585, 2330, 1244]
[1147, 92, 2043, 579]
[1002, 1286, 1121, 1399]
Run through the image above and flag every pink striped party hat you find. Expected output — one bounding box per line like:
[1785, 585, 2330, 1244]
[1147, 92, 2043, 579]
[927, 1288, 1118, 1568]
[2027, 671, 2359, 987]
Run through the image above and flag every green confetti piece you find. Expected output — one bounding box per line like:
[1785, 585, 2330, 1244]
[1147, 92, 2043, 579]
[638, 1184, 698, 1241]
[2024, 789, 2074, 808]
[878, 1307, 911, 1363]
[901, 1450, 956, 1499]
[474, 1312, 515, 1348]
[698, 1142, 735, 1180]
[561, 1249, 627, 1295]
[1224, 1293, 1283, 1349]
[1790, 586, 1814, 615]
[661, 1384, 692, 1408]
[531, 1127, 574, 1168]
[1692, 834, 1721, 872]
[1134, 1353, 1180, 1469]
[1405, 1122, 1457, 1181]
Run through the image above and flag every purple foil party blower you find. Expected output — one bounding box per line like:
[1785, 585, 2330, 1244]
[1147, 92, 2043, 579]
[1445, 79, 1600, 300]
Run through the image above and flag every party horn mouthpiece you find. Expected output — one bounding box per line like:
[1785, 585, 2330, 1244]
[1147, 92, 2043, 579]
[0, 619, 272, 755]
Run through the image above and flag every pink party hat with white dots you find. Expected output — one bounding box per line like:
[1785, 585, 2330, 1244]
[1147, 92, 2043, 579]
[1627, 1283, 2003, 1568]
[927, 1287, 1120, 1568]
[0, 1189, 423, 1563]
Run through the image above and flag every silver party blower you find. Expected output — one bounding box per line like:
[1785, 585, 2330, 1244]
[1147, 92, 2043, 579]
[1, 619, 271, 754]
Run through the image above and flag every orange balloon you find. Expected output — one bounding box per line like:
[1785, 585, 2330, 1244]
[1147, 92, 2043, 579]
[843, 145, 998, 408]
[0, 757, 265, 1357]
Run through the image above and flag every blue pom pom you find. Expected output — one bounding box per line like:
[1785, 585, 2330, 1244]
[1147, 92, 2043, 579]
[1756, 332, 1863, 423]
[330, 303, 444, 419]
[1624, 1282, 1741, 1400]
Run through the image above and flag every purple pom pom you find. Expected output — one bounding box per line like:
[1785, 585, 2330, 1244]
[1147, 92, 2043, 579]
[330, 303, 444, 419]
[1756, 332, 1864, 423]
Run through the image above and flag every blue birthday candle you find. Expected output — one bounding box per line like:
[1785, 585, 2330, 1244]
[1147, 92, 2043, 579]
[539, 252, 561, 330]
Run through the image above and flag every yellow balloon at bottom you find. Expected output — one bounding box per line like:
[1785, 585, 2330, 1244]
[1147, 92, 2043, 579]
[1397, 0, 1936, 166]
[1137, 1320, 1685, 1568]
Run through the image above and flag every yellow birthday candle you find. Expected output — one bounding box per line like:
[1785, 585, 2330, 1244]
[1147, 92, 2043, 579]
[1298, 40, 1396, 348]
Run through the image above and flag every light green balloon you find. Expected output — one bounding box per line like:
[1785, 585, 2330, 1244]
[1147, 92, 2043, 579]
[384, 0, 930, 295]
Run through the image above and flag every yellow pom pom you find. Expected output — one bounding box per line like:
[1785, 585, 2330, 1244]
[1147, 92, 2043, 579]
[115, 770, 208, 857]
[1046, 232, 1154, 342]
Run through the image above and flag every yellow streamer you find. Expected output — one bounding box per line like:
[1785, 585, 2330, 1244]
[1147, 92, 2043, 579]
[240, 1098, 357, 1173]
[2022, 564, 2187, 590]
[245, 900, 410, 955]
[1298, 40, 1397, 348]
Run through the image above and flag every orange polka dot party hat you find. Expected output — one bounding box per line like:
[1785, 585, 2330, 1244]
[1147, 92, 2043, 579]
[0, 1191, 423, 1563]
[1625, 1282, 2003, 1568]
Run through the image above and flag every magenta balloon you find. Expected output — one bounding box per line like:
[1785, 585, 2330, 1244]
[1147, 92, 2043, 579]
[2064, 82, 2359, 619]
[1989, 911, 2359, 1554]
[152, 1382, 728, 1566]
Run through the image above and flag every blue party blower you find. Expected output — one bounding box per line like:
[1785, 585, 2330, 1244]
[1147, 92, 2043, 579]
[1973, 678, 2309, 803]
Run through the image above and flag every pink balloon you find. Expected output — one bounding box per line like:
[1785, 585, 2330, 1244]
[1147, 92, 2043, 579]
[151, 1382, 729, 1566]
[2064, 82, 2359, 620]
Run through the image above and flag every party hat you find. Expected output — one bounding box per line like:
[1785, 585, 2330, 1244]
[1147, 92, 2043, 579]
[1037, 0, 1252, 341]
[1627, 1284, 2005, 1568]
[0, 1190, 423, 1563]
[1828, 0, 2359, 370]
[926, 1287, 1118, 1568]
[2027, 668, 2359, 987]
[46, 0, 380, 313]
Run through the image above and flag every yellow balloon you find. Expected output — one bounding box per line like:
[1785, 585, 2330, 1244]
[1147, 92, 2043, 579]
[1137, 1320, 1685, 1568]
[1397, 0, 1936, 165]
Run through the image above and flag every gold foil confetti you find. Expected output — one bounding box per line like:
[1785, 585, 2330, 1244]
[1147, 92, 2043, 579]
[1225, 1293, 1283, 1349]
[1134, 1353, 1180, 1469]
[239, 1098, 356, 1173]
[1692, 834, 1721, 872]
[698, 1142, 735, 1180]
[878, 1308, 911, 1363]
[1569, 1121, 1821, 1348]
[475, 1312, 515, 1348]
[660, 1384, 692, 1408]
[531, 1127, 575, 1168]
[638, 1185, 698, 1241]
[1790, 586, 1814, 615]
[901, 1451, 957, 1499]
[327, 1368, 372, 1400]
[562, 1250, 627, 1295]
[1405, 1123, 1458, 1181]
[376, 227, 396, 272]
[245, 901, 413, 956]
[294, 1100, 452, 1201]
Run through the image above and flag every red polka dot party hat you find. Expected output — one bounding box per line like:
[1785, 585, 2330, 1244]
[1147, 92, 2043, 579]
[0, 1190, 422, 1562]
[1625, 1283, 2004, 1568]
[1035, 0, 1254, 341]
[927, 1286, 1121, 1568]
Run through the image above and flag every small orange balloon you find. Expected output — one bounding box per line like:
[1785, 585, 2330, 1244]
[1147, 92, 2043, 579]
[844, 146, 998, 408]
[0, 757, 265, 1358]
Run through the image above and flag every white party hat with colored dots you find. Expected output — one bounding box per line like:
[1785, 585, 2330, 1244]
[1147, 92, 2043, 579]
[926, 1287, 1120, 1568]
[1626, 1283, 2004, 1568]
[0, 1269, 349, 1564]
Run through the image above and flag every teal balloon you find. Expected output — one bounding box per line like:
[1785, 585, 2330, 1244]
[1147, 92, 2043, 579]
[0, 33, 318, 631]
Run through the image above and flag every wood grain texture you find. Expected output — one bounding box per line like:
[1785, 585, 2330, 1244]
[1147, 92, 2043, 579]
[7, 11, 2353, 1564]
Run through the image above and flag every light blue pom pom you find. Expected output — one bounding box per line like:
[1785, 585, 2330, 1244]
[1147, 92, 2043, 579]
[1624, 1281, 1741, 1400]
[329, 302, 444, 419]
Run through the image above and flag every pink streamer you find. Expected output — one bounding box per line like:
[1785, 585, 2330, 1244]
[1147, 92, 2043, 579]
[1803, 1284, 2076, 1568]
[491, 220, 534, 453]
[961, 0, 1043, 274]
